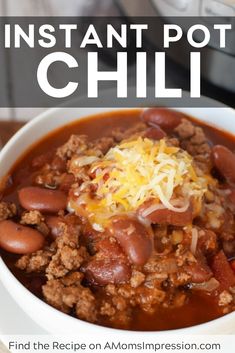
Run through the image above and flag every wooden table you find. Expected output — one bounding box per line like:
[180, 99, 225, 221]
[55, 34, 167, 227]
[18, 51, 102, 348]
[0, 121, 25, 147]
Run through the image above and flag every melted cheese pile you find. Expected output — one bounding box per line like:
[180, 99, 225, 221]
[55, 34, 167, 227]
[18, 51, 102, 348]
[69, 137, 208, 230]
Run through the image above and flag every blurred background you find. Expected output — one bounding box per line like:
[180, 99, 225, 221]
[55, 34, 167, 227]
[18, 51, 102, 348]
[0, 0, 235, 124]
[0, 0, 122, 122]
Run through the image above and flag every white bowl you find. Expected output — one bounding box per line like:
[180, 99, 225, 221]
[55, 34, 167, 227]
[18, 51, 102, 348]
[1, 104, 235, 335]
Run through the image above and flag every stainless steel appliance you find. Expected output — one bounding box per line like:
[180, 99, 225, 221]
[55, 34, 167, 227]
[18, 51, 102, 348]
[117, 0, 235, 93]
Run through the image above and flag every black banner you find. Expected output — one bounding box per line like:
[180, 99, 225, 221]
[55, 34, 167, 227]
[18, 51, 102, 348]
[0, 16, 234, 107]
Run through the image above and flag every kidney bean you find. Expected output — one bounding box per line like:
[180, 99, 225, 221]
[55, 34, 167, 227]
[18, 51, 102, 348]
[0, 220, 45, 254]
[144, 126, 166, 140]
[211, 250, 235, 290]
[59, 174, 75, 193]
[85, 222, 100, 237]
[84, 258, 131, 286]
[220, 209, 234, 236]
[110, 217, 153, 265]
[18, 186, 67, 213]
[223, 240, 235, 259]
[230, 260, 235, 273]
[96, 238, 125, 258]
[45, 216, 63, 239]
[83, 236, 131, 285]
[138, 200, 193, 226]
[142, 108, 183, 131]
[185, 262, 212, 283]
[212, 145, 235, 185]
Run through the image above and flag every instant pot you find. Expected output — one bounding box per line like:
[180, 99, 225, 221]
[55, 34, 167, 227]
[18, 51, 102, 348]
[117, 0, 235, 93]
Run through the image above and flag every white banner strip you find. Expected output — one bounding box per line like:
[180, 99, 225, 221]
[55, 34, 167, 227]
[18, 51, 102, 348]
[0, 335, 234, 353]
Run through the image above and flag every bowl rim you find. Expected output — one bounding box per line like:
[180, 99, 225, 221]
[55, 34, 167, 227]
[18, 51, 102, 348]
[1, 103, 235, 334]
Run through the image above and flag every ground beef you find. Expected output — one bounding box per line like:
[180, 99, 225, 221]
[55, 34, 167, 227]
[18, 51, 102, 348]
[34, 164, 75, 190]
[143, 241, 213, 289]
[42, 279, 71, 313]
[116, 285, 135, 299]
[166, 137, 180, 147]
[145, 272, 168, 287]
[174, 119, 212, 172]
[21, 210, 44, 225]
[175, 245, 197, 266]
[16, 248, 54, 273]
[198, 229, 218, 255]
[112, 296, 127, 311]
[65, 137, 114, 184]
[110, 283, 166, 311]
[135, 286, 166, 311]
[34, 170, 59, 188]
[46, 245, 87, 279]
[93, 136, 114, 154]
[20, 210, 49, 235]
[218, 290, 233, 306]
[0, 201, 17, 221]
[75, 287, 97, 322]
[201, 196, 226, 231]
[99, 296, 130, 329]
[68, 166, 90, 185]
[111, 122, 146, 142]
[16, 216, 88, 281]
[175, 119, 195, 139]
[57, 135, 89, 160]
[42, 272, 97, 322]
[55, 218, 81, 249]
[46, 246, 88, 280]
[130, 270, 145, 288]
[144, 255, 179, 274]
[102, 281, 166, 321]
[43, 217, 89, 280]
[100, 302, 116, 316]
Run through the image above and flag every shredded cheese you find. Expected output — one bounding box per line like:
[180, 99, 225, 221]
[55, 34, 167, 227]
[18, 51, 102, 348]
[69, 137, 208, 229]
